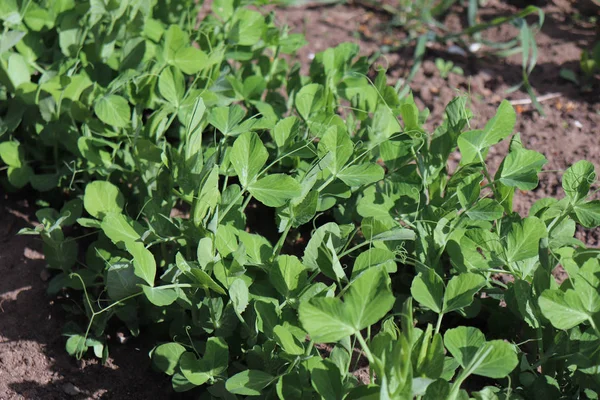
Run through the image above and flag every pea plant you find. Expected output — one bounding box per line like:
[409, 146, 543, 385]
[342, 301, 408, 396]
[2, 1, 600, 398]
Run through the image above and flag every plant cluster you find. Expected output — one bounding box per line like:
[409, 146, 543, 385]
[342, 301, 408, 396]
[2, 1, 600, 399]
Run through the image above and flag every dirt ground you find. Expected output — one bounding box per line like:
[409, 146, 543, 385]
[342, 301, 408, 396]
[1, 1, 599, 398]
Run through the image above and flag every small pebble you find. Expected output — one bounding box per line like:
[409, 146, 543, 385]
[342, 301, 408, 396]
[62, 383, 81, 396]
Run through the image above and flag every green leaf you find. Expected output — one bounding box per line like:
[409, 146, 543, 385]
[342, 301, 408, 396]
[158, 66, 185, 106]
[269, 255, 307, 298]
[563, 160, 595, 203]
[173, 46, 209, 75]
[318, 126, 353, 175]
[465, 199, 504, 221]
[106, 262, 144, 301]
[163, 25, 189, 63]
[498, 149, 547, 190]
[273, 325, 304, 355]
[573, 200, 600, 228]
[444, 326, 517, 378]
[94, 95, 131, 128]
[142, 286, 178, 306]
[505, 217, 547, 263]
[458, 100, 515, 163]
[83, 181, 124, 219]
[338, 163, 384, 187]
[411, 270, 444, 313]
[101, 214, 156, 286]
[573, 259, 600, 314]
[248, 174, 302, 207]
[180, 337, 229, 385]
[443, 273, 486, 313]
[228, 9, 265, 46]
[295, 83, 325, 120]
[152, 342, 185, 375]
[229, 279, 249, 315]
[298, 266, 395, 342]
[352, 248, 396, 279]
[230, 131, 268, 187]
[538, 289, 589, 330]
[311, 360, 344, 400]
[225, 370, 274, 395]
[0, 141, 21, 167]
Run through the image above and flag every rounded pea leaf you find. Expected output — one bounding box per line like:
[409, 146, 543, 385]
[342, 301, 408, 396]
[444, 326, 517, 378]
[142, 285, 178, 306]
[83, 181, 124, 219]
[248, 174, 302, 207]
[180, 337, 229, 385]
[538, 289, 589, 330]
[0, 141, 21, 167]
[225, 370, 275, 395]
[411, 270, 444, 313]
[563, 160, 595, 203]
[173, 46, 209, 75]
[152, 343, 186, 376]
[94, 95, 131, 128]
[230, 131, 268, 187]
[298, 266, 395, 343]
[443, 273, 486, 313]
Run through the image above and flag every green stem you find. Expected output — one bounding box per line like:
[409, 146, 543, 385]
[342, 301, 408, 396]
[355, 331, 375, 365]
[272, 220, 292, 259]
[434, 312, 444, 335]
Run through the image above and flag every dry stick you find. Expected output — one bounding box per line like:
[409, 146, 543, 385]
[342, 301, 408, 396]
[508, 92, 562, 106]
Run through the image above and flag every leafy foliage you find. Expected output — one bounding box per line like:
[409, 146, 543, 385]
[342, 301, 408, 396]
[2, 1, 600, 399]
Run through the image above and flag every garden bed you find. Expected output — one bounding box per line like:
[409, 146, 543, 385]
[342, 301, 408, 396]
[1, 0, 599, 398]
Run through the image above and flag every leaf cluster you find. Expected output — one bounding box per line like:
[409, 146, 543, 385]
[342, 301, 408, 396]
[2, 1, 600, 399]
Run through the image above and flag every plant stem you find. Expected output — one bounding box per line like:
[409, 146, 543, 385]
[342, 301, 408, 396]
[434, 312, 444, 335]
[272, 220, 292, 259]
[355, 331, 375, 365]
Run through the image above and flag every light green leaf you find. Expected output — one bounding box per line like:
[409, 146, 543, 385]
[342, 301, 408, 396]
[443, 273, 486, 313]
[318, 126, 353, 175]
[574, 259, 600, 314]
[158, 66, 185, 106]
[225, 370, 274, 395]
[230, 131, 268, 187]
[273, 325, 304, 355]
[444, 326, 518, 378]
[498, 149, 547, 190]
[505, 216, 547, 263]
[269, 255, 307, 298]
[0, 141, 21, 167]
[248, 174, 302, 207]
[180, 337, 229, 385]
[228, 9, 265, 46]
[338, 163, 384, 187]
[83, 181, 124, 219]
[152, 342, 185, 376]
[173, 46, 209, 75]
[94, 95, 131, 128]
[538, 289, 589, 330]
[352, 248, 396, 279]
[458, 100, 515, 163]
[298, 266, 395, 342]
[142, 286, 178, 306]
[163, 24, 188, 63]
[411, 270, 444, 313]
[295, 83, 325, 121]
[229, 279, 249, 315]
[573, 200, 600, 228]
[563, 160, 595, 203]
[465, 199, 504, 221]
[101, 213, 141, 246]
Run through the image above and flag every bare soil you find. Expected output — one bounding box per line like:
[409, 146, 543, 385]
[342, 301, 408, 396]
[1, 1, 598, 398]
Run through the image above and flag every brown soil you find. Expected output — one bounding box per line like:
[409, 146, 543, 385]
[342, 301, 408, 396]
[1, 1, 599, 398]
